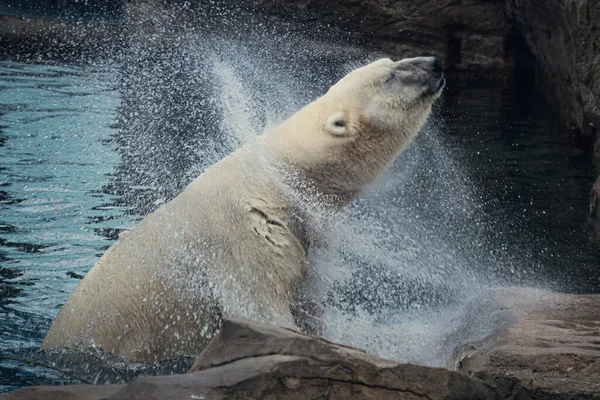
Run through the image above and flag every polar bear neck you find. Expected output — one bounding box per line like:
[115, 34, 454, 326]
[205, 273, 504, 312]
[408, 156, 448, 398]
[260, 100, 422, 209]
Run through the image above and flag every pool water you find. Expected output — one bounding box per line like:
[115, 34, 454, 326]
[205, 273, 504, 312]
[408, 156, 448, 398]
[440, 82, 600, 293]
[0, 61, 136, 390]
[0, 53, 599, 390]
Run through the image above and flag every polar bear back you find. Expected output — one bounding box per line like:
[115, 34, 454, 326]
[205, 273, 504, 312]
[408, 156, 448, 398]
[42, 146, 306, 360]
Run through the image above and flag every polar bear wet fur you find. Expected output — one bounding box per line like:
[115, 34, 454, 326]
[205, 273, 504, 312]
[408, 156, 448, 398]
[42, 57, 445, 361]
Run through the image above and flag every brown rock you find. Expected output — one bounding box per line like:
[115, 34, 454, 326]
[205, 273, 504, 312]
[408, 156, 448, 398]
[4, 319, 501, 400]
[457, 288, 600, 399]
[185, 319, 501, 399]
[507, 0, 600, 157]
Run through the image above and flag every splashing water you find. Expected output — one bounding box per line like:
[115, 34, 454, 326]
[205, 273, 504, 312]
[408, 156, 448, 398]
[194, 43, 519, 367]
[4, 3, 597, 389]
[211, 59, 260, 148]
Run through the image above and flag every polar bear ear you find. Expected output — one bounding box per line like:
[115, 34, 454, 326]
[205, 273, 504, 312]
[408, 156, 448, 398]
[326, 113, 348, 137]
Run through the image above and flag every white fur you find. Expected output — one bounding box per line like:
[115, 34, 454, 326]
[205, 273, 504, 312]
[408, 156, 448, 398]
[42, 57, 443, 361]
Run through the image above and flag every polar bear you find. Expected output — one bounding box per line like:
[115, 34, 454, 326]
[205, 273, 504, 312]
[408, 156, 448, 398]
[42, 57, 445, 361]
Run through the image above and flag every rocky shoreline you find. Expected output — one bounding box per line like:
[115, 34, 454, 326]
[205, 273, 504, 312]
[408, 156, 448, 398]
[457, 288, 600, 399]
[4, 319, 501, 399]
[4, 289, 599, 400]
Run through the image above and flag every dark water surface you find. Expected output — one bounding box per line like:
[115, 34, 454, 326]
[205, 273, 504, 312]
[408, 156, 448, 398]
[0, 61, 132, 390]
[439, 82, 599, 292]
[0, 57, 599, 390]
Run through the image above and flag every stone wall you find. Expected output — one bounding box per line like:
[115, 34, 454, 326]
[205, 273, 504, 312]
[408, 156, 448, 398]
[507, 0, 600, 158]
[244, 0, 514, 76]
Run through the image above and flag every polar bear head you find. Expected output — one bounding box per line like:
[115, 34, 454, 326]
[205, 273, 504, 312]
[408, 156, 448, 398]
[264, 57, 444, 205]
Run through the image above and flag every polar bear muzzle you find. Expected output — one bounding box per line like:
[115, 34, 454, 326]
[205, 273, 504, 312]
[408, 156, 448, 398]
[386, 56, 445, 100]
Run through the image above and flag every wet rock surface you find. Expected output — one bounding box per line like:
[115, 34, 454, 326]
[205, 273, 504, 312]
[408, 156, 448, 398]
[0, 14, 122, 61]
[4, 297, 600, 399]
[4, 319, 500, 400]
[457, 288, 600, 400]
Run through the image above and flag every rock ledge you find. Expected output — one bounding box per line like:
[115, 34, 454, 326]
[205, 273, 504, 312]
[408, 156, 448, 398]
[4, 319, 499, 400]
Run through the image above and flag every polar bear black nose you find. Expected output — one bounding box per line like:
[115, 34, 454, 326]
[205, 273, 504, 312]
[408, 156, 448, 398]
[393, 56, 443, 73]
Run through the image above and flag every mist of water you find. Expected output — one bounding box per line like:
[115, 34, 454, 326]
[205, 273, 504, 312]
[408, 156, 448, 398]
[198, 39, 527, 366]
[94, 4, 544, 369]
[0, 5, 543, 385]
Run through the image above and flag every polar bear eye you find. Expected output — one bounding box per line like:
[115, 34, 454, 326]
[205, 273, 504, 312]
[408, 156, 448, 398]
[384, 71, 396, 84]
[326, 113, 348, 137]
